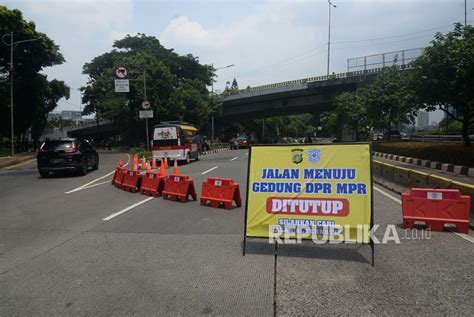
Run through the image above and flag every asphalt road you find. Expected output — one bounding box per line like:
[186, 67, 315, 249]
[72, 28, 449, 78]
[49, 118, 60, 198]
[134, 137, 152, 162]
[1, 149, 473, 316]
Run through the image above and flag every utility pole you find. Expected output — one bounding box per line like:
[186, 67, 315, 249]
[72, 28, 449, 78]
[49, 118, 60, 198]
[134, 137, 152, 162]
[327, 0, 336, 76]
[2, 32, 39, 155]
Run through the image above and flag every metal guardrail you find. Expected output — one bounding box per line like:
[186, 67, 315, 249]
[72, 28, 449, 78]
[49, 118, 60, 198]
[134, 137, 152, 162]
[222, 64, 413, 97]
[410, 135, 474, 143]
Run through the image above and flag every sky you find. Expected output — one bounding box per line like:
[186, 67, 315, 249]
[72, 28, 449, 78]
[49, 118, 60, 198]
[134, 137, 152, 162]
[4, 0, 474, 122]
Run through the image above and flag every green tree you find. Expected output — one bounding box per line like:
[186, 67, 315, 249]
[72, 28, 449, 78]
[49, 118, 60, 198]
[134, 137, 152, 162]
[412, 23, 474, 145]
[81, 34, 215, 145]
[364, 66, 418, 139]
[0, 6, 69, 147]
[231, 78, 239, 91]
[333, 90, 372, 141]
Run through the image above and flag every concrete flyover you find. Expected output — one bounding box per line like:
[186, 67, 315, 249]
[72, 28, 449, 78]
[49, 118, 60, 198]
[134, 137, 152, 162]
[221, 70, 382, 119]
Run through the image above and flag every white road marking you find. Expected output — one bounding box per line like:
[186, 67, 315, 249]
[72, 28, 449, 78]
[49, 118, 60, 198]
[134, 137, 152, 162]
[202, 166, 218, 175]
[102, 197, 154, 221]
[230, 157, 239, 161]
[454, 233, 474, 243]
[374, 186, 401, 204]
[65, 153, 130, 194]
[374, 185, 474, 243]
[76, 180, 111, 191]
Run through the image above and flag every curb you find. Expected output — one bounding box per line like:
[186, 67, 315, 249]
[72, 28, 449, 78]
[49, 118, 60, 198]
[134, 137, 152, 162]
[373, 151, 473, 177]
[0, 153, 37, 169]
[202, 147, 231, 156]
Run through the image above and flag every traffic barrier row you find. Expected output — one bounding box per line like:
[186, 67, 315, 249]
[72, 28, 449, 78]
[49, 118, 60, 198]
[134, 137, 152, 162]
[402, 188, 470, 234]
[140, 171, 165, 197]
[201, 177, 242, 210]
[121, 169, 142, 193]
[111, 161, 241, 209]
[163, 175, 197, 203]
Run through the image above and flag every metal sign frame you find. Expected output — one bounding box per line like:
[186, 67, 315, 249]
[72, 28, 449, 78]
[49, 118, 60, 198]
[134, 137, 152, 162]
[242, 142, 375, 267]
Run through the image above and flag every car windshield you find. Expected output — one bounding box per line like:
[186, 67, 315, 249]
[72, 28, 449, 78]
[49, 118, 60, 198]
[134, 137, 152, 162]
[41, 141, 74, 150]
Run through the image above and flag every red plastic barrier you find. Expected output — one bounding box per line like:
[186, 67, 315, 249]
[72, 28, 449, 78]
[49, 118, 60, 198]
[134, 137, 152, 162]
[121, 169, 142, 193]
[162, 174, 197, 203]
[402, 188, 470, 233]
[140, 171, 165, 197]
[112, 167, 125, 188]
[200, 177, 242, 210]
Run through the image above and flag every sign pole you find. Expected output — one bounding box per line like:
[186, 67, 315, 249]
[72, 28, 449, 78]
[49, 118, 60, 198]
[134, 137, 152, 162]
[143, 70, 150, 151]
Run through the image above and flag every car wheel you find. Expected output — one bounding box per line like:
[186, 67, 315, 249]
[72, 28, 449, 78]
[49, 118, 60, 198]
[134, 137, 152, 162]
[91, 156, 99, 170]
[39, 170, 49, 178]
[78, 163, 87, 176]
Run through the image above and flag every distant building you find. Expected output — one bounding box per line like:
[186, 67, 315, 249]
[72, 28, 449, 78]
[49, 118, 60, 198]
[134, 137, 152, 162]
[416, 111, 429, 130]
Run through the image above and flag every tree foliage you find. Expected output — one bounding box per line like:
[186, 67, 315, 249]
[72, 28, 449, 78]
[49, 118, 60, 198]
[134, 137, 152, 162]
[0, 5, 69, 146]
[328, 66, 417, 141]
[81, 34, 216, 145]
[412, 23, 474, 145]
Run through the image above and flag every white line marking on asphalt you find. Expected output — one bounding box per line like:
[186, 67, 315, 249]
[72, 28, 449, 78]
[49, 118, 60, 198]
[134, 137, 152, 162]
[374, 186, 402, 204]
[102, 197, 154, 221]
[230, 157, 238, 161]
[77, 180, 111, 191]
[202, 166, 218, 175]
[454, 233, 474, 243]
[374, 186, 474, 243]
[65, 153, 130, 194]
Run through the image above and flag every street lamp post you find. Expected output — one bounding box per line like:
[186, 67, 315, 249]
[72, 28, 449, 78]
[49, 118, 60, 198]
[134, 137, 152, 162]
[2, 32, 39, 155]
[211, 63, 235, 140]
[327, 0, 336, 76]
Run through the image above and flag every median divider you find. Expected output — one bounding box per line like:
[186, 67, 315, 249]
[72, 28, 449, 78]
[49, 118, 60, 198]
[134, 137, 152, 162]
[200, 177, 242, 210]
[402, 188, 470, 233]
[407, 169, 429, 188]
[140, 171, 165, 197]
[162, 174, 197, 203]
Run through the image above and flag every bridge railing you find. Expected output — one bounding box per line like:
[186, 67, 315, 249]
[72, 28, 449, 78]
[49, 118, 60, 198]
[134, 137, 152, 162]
[221, 64, 413, 97]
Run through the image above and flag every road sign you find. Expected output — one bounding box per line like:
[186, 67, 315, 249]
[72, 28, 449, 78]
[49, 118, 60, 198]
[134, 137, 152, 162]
[115, 66, 128, 79]
[243, 143, 373, 243]
[142, 101, 151, 110]
[139, 110, 154, 119]
[115, 79, 130, 92]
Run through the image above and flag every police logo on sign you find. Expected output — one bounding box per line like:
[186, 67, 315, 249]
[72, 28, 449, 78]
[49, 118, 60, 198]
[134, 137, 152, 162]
[308, 149, 321, 164]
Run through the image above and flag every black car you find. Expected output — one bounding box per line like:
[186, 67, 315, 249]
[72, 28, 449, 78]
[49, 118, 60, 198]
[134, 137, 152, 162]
[37, 138, 99, 177]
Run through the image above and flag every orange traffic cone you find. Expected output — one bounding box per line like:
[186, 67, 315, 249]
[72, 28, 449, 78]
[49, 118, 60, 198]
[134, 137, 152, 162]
[133, 162, 138, 171]
[141, 160, 146, 170]
[146, 160, 151, 172]
[173, 159, 179, 175]
[118, 160, 123, 167]
[133, 154, 138, 165]
[164, 158, 169, 169]
[151, 160, 157, 169]
[159, 159, 166, 177]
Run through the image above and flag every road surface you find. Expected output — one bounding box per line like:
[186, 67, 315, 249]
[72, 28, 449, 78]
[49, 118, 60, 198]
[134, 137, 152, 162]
[1, 150, 473, 315]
